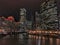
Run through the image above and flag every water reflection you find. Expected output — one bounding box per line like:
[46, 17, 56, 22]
[0, 35, 60, 45]
[28, 35, 60, 45]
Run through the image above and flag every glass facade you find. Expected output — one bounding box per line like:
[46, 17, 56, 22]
[40, 0, 58, 30]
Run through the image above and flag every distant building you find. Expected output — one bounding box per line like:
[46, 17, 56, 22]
[35, 11, 41, 30]
[26, 21, 32, 30]
[19, 8, 27, 32]
[39, 0, 59, 30]
[20, 8, 26, 22]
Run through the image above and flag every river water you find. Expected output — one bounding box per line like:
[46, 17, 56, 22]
[0, 35, 60, 45]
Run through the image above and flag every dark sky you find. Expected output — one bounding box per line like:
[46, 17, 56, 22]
[0, 0, 41, 21]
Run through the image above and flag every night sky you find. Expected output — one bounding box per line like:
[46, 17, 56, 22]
[0, 0, 41, 21]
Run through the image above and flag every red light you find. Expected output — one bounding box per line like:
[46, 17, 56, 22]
[7, 16, 14, 21]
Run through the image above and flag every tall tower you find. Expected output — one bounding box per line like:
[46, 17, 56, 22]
[20, 8, 26, 23]
[35, 11, 40, 30]
[19, 8, 27, 32]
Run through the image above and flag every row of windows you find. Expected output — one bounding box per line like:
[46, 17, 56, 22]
[40, 0, 56, 12]
[40, 0, 58, 30]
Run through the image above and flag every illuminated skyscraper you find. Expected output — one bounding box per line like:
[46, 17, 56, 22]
[39, 0, 58, 30]
[35, 11, 40, 30]
[20, 8, 26, 23]
[19, 8, 27, 32]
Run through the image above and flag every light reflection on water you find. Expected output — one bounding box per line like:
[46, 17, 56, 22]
[0, 35, 60, 45]
[28, 35, 60, 45]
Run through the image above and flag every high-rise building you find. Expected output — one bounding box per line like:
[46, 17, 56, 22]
[19, 8, 27, 32]
[35, 11, 40, 30]
[39, 0, 59, 30]
[20, 8, 26, 23]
